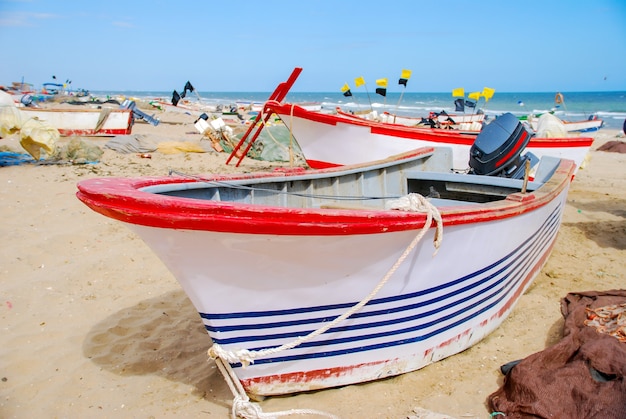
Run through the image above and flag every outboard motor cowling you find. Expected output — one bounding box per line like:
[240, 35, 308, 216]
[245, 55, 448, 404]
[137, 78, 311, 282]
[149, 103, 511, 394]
[469, 112, 534, 179]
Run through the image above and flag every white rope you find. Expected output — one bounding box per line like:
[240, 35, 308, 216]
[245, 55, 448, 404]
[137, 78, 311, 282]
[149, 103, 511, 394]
[209, 193, 442, 418]
[215, 357, 340, 418]
[386, 193, 443, 254]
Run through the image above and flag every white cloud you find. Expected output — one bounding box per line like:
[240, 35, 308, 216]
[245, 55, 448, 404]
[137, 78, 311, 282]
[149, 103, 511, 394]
[0, 11, 59, 27]
[112, 20, 134, 28]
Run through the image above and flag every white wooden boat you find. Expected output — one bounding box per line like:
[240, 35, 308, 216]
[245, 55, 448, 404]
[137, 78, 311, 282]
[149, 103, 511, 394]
[20, 107, 133, 136]
[527, 114, 604, 133]
[259, 102, 593, 174]
[338, 108, 485, 131]
[77, 134, 575, 398]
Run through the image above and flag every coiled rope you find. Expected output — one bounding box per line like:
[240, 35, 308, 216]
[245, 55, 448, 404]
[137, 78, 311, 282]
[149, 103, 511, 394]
[208, 185, 442, 417]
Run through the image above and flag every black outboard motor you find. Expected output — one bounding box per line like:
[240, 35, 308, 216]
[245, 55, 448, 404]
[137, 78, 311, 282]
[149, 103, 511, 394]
[468, 112, 536, 179]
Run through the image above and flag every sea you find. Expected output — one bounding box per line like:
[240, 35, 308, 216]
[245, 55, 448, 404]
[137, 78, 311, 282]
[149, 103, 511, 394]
[92, 90, 626, 131]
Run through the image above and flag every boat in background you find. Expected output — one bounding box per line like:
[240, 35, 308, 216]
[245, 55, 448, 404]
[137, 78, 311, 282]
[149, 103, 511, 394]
[526, 113, 603, 133]
[261, 101, 593, 174]
[521, 92, 604, 133]
[224, 68, 593, 173]
[77, 118, 576, 397]
[336, 108, 484, 133]
[20, 107, 133, 136]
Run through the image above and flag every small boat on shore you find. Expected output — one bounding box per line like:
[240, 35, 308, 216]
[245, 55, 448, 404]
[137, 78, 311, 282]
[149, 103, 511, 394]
[261, 101, 593, 174]
[77, 118, 576, 397]
[520, 92, 604, 133]
[338, 108, 485, 132]
[525, 113, 604, 133]
[20, 107, 133, 136]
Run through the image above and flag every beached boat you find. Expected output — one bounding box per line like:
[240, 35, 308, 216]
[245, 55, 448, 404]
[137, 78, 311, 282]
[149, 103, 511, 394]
[520, 92, 604, 133]
[20, 107, 133, 136]
[77, 120, 576, 397]
[336, 108, 484, 133]
[259, 102, 593, 173]
[526, 114, 603, 133]
[339, 108, 485, 132]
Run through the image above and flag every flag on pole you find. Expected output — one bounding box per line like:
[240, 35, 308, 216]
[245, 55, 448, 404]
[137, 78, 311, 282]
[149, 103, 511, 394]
[398, 69, 412, 86]
[452, 88, 465, 98]
[482, 87, 495, 102]
[180, 81, 195, 99]
[341, 83, 352, 97]
[454, 98, 465, 112]
[468, 91, 481, 101]
[172, 90, 181, 106]
[375, 78, 388, 97]
[354, 76, 366, 88]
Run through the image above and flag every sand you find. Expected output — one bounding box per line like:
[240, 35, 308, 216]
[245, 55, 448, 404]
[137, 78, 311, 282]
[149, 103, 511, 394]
[1, 106, 624, 419]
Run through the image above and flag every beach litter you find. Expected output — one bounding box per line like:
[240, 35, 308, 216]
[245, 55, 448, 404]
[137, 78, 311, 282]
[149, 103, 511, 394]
[0, 151, 35, 166]
[105, 134, 158, 154]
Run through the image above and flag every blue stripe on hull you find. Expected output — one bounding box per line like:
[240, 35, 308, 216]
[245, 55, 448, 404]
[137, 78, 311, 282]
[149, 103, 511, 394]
[199, 204, 562, 365]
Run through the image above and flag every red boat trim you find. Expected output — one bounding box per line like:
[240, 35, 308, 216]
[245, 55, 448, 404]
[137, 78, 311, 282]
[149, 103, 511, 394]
[58, 128, 132, 136]
[266, 102, 594, 149]
[526, 137, 594, 148]
[76, 153, 575, 236]
[305, 160, 341, 169]
[266, 102, 477, 146]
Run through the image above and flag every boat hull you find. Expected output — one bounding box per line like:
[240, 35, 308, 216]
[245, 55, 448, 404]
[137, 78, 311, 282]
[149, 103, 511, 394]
[76, 149, 574, 397]
[355, 110, 484, 130]
[127, 197, 564, 395]
[267, 103, 593, 173]
[20, 108, 133, 136]
[530, 118, 604, 133]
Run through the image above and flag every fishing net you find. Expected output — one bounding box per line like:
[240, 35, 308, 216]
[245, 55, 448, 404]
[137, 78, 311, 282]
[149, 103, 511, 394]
[220, 123, 306, 163]
[49, 137, 104, 164]
[488, 290, 626, 418]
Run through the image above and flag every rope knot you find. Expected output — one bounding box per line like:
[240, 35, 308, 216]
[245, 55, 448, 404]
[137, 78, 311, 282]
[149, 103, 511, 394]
[232, 395, 267, 419]
[208, 343, 256, 368]
[386, 193, 443, 253]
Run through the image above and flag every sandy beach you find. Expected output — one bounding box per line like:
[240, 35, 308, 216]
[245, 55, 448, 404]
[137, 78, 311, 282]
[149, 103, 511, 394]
[1, 105, 625, 419]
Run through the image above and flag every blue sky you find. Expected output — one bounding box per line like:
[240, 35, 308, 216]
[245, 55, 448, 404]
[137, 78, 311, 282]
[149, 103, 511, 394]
[1, 0, 625, 93]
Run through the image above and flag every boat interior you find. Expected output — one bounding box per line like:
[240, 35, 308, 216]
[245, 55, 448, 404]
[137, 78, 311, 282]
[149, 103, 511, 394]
[145, 149, 561, 210]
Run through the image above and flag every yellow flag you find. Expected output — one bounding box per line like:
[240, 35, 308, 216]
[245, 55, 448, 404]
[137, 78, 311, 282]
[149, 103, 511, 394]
[354, 76, 366, 88]
[468, 91, 481, 101]
[399, 69, 412, 87]
[376, 78, 388, 88]
[341, 83, 350, 92]
[452, 88, 465, 97]
[482, 87, 495, 101]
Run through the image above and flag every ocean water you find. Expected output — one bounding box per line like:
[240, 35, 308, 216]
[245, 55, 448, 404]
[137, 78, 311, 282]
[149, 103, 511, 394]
[93, 90, 626, 131]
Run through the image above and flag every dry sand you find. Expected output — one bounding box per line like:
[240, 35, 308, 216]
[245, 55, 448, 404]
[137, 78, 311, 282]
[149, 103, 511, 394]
[1, 107, 625, 419]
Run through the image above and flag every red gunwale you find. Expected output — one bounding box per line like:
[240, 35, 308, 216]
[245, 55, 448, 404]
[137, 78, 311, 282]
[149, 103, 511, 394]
[266, 102, 594, 149]
[266, 102, 475, 146]
[76, 148, 575, 236]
